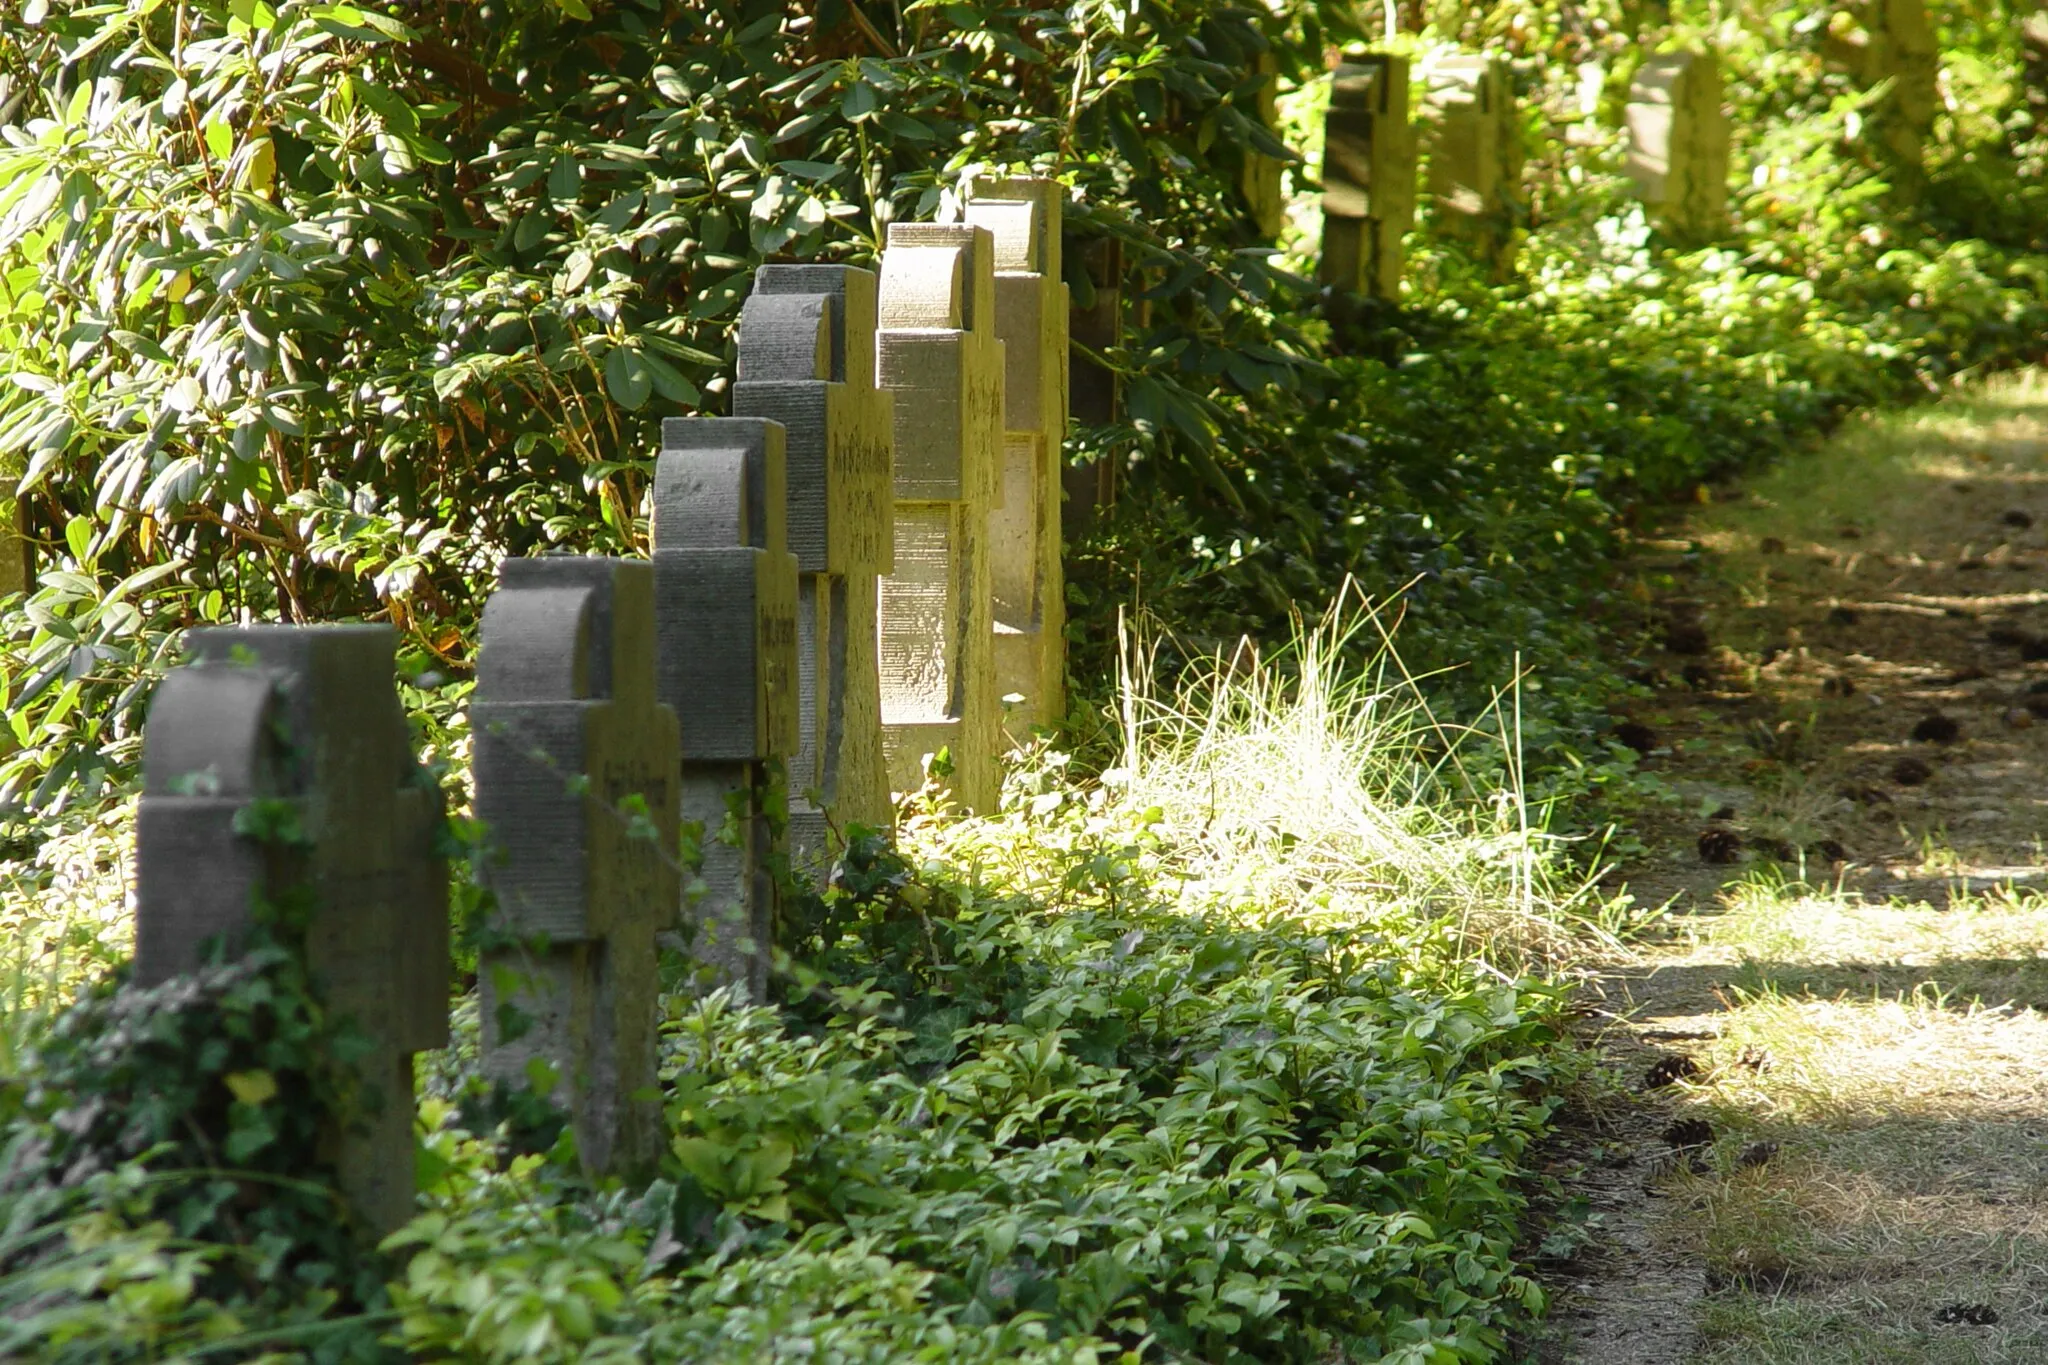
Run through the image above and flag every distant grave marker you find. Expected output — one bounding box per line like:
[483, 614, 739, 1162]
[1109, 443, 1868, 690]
[1238, 51, 1288, 239]
[1321, 53, 1416, 299]
[733, 265, 893, 869]
[653, 417, 799, 999]
[1421, 53, 1521, 271]
[875, 221, 1005, 812]
[1625, 49, 1730, 243]
[470, 556, 677, 1176]
[1824, 0, 1938, 165]
[1063, 230, 1121, 532]
[135, 625, 448, 1235]
[965, 178, 1069, 738]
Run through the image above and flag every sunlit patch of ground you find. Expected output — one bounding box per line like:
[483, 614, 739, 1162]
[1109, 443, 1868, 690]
[1555, 372, 2048, 1363]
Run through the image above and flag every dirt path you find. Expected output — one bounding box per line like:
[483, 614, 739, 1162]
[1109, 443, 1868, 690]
[1532, 372, 2048, 1363]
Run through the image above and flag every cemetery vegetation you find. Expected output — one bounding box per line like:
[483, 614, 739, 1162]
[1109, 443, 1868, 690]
[0, 0, 2045, 1359]
[0, 618, 1582, 1361]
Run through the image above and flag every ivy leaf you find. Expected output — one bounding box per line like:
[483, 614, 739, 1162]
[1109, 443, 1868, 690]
[224, 1069, 278, 1105]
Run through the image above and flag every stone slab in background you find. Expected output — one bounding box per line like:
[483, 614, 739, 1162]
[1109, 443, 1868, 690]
[1625, 48, 1730, 243]
[965, 177, 1068, 738]
[470, 555, 677, 1177]
[1421, 52, 1521, 272]
[134, 624, 447, 1235]
[1824, 0, 1938, 164]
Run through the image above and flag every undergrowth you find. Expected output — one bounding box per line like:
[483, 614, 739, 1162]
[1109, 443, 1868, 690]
[0, 614, 1587, 1362]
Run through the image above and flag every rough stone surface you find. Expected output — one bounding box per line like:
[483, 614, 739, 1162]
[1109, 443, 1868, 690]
[135, 624, 448, 1235]
[965, 178, 1068, 738]
[1625, 49, 1730, 243]
[876, 222, 1005, 812]
[734, 266, 894, 870]
[1321, 53, 1416, 299]
[1421, 52, 1521, 270]
[470, 556, 677, 1177]
[653, 417, 799, 999]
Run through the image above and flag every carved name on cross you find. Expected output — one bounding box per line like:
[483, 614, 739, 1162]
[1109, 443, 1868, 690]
[965, 178, 1068, 738]
[135, 625, 448, 1235]
[733, 265, 893, 871]
[653, 417, 799, 1000]
[471, 556, 677, 1177]
[875, 221, 1005, 813]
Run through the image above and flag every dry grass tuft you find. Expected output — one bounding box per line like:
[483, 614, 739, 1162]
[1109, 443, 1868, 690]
[1107, 592, 1615, 968]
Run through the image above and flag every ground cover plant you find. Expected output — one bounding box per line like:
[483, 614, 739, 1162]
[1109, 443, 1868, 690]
[0, 619, 1587, 1361]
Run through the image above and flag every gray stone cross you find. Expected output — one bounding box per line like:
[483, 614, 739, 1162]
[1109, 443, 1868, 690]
[652, 416, 799, 1000]
[134, 625, 448, 1235]
[733, 266, 894, 871]
[470, 555, 677, 1176]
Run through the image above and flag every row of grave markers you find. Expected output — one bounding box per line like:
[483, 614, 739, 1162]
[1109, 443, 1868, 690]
[112, 16, 1948, 1236]
[131, 179, 1073, 1231]
[1323, 12, 1938, 296]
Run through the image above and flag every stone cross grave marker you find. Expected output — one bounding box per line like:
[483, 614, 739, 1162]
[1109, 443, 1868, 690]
[470, 556, 677, 1177]
[652, 417, 799, 1000]
[875, 221, 1004, 813]
[1238, 50, 1288, 239]
[1825, 0, 1938, 165]
[733, 265, 893, 872]
[1321, 53, 1416, 300]
[135, 625, 448, 1236]
[1625, 48, 1730, 243]
[965, 178, 1068, 738]
[1421, 53, 1520, 271]
[1063, 230, 1121, 532]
